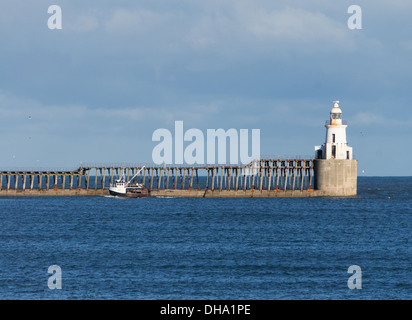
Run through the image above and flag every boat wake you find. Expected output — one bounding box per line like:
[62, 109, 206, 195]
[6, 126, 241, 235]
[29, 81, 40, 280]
[103, 195, 125, 199]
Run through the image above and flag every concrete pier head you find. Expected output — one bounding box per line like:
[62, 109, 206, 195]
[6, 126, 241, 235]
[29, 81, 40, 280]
[314, 159, 357, 196]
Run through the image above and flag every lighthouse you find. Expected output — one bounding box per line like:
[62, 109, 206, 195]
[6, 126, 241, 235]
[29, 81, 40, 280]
[313, 101, 357, 196]
[314, 101, 353, 160]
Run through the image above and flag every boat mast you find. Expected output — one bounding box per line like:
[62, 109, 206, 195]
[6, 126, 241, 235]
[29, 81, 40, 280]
[126, 166, 145, 186]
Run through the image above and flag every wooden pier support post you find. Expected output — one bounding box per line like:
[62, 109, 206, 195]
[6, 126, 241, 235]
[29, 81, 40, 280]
[102, 168, 106, 189]
[252, 169, 256, 190]
[300, 163, 306, 191]
[211, 168, 215, 191]
[182, 168, 186, 190]
[150, 168, 154, 190]
[94, 168, 98, 190]
[235, 168, 239, 191]
[225, 168, 229, 190]
[227, 168, 231, 190]
[142, 167, 146, 188]
[166, 168, 170, 189]
[205, 168, 210, 190]
[157, 168, 162, 189]
[219, 167, 224, 191]
[110, 168, 115, 187]
[292, 161, 297, 191]
[189, 168, 194, 190]
[85, 170, 90, 190]
[268, 166, 272, 191]
[308, 166, 313, 190]
[259, 166, 264, 191]
[276, 167, 280, 191]
[77, 174, 81, 190]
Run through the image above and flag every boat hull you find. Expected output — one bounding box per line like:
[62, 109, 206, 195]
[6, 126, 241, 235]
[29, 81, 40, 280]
[109, 188, 150, 198]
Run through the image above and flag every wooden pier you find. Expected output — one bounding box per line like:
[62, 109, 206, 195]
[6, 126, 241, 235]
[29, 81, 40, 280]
[0, 159, 326, 197]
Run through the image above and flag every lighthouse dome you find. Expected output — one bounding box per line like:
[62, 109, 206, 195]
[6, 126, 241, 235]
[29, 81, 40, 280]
[331, 101, 342, 114]
[330, 100, 343, 122]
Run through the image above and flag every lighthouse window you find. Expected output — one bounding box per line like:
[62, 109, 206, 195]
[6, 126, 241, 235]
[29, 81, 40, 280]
[332, 134, 336, 143]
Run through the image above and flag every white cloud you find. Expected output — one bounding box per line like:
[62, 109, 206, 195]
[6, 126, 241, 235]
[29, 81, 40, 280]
[0, 91, 219, 129]
[240, 7, 349, 43]
[65, 14, 100, 33]
[105, 9, 172, 35]
[182, 4, 357, 54]
[352, 112, 386, 125]
[351, 111, 412, 126]
[401, 40, 412, 52]
[0, 90, 133, 123]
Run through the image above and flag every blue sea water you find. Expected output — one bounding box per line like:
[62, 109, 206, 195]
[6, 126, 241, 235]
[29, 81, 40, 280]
[0, 177, 411, 300]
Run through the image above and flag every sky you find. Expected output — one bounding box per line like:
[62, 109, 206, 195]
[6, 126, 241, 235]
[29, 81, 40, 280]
[0, 0, 412, 175]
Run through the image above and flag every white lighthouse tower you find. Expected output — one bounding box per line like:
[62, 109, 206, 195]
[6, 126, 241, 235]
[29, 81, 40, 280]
[314, 101, 353, 160]
[313, 100, 357, 196]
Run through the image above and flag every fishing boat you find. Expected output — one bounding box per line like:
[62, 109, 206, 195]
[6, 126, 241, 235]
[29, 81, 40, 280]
[109, 166, 149, 198]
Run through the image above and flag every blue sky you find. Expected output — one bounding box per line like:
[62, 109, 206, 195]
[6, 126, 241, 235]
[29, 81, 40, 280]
[0, 0, 412, 175]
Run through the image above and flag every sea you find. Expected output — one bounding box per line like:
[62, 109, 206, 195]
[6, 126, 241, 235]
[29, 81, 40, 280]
[0, 177, 411, 300]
